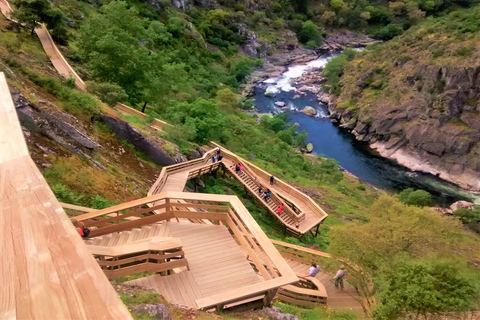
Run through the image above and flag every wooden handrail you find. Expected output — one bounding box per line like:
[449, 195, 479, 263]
[211, 142, 328, 223]
[88, 237, 188, 280]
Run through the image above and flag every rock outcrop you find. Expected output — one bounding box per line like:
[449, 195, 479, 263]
[100, 115, 187, 166]
[330, 63, 480, 191]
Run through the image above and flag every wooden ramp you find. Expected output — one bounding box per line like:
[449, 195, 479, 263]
[0, 73, 131, 319]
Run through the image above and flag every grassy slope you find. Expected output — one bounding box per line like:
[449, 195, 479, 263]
[0, 16, 161, 207]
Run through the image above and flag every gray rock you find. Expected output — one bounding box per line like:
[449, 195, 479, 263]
[301, 106, 317, 117]
[100, 115, 182, 166]
[261, 306, 298, 320]
[293, 95, 300, 99]
[275, 101, 286, 107]
[133, 304, 171, 320]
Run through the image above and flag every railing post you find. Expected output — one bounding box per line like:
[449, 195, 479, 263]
[165, 198, 171, 222]
[263, 289, 278, 307]
[315, 223, 320, 237]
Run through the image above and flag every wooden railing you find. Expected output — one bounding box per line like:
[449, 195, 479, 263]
[218, 148, 305, 223]
[88, 237, 188, 279]
[278, 281, 327, 307]
[271, 239, 331, 265]
[148, 148, 219, 196]
[74, 191, 298, 311]
[115, 103, 171, 131]
[224, 162, 303, 226]
[211, 142, 328, 224]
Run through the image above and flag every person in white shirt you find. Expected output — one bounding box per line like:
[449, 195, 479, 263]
[334, 265, 346, 289]
[303, 262, 320, 278]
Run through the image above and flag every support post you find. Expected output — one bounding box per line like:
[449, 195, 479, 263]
[283, 226, 287, 237]
[193, 178, 197, 192]
[203, 173, 207, 186]
[165, 198, 171, 222]
[216, 304, 223, 313]
[314, 223, 320, 237]
[263, 289, 278, 307]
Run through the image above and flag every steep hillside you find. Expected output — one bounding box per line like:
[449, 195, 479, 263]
[328, 7, 480, 191]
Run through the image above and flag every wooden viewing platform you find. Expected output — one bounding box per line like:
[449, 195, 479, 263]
[0, 73, 131, 319]
[75, 192, 299, 311]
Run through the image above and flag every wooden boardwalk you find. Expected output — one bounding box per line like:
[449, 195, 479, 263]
[287, 260, 363, 312]
[0, 73, 131, 319]
[0, 0, 86, 90]
[125, 221, 263, 307]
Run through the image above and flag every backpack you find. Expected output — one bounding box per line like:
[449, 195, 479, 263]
[82, 227, 91, 238]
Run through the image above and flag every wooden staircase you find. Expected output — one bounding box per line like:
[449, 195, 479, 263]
[84, 224, 170, 246]
[234, 166, 299, 227]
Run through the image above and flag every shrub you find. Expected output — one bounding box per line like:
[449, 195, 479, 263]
[298, 20, 323, 46]
[86, 81, 128, 106]
[399, 188, 432, 207]
[373, 23, 404, 40]
[91, 195, 112, 209]
[454, 208, 480, 233]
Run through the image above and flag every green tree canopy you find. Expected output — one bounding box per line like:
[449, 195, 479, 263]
[375, 255, 480, 318]
[12, 0, 66, 37]
[298, 20, 323, 46]
[399, 188, 432, 207]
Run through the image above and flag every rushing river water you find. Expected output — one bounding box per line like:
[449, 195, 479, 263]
[254, 54, 479, 206]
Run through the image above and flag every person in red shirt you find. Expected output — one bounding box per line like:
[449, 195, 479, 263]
[276, 203, 284, 215]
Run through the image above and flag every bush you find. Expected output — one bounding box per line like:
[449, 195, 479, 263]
[298, 20, 323, 46]
[91, 195, 112, 209]
[399, 188, 432, 207]
[373, 23, 404, 40]
[52, 184, 85, 205]
[86, 81, 128, 106]
[454, 208, 480, 233]
[322, 54, 347, 95]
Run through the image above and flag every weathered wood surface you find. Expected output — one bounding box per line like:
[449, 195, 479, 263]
[0, 73, 131, 319]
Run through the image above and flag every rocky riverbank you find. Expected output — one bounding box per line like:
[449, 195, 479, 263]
[241, 31, 378, 97]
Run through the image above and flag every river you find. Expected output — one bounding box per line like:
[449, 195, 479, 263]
[253, 53, 479, 206]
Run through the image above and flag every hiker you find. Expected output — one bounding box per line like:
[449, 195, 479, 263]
[263, 191, 269, 202]
[216, 148, 221, 156]
[217, 154, 223, 161]
[303, 262, 320, 278]
[211, 156, 216, 163]
[72, 219, 90, 238]
[258, 186, 263, 196]
[266, 189, 272, 200]
[270, 175, 274, 185]
[239, 164, 244, 173]
[276, 203, 284, 215]
[334, 265, 347, 289]
[235, 164, 240, 173]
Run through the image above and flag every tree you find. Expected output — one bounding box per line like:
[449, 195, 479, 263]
[375, 255, 480, 319]
[12, 0, 55, 35]
[399, 188, 432, 207]
[78, 1, 151, 104]
[215, 88, 239, 112]
[330, 0, 345, 12]
[86, 81, 128, 106]
[298, 20, 323, 46]
[320, 11, 336, 26]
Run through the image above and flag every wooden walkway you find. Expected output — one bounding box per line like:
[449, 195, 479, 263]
[287, 260, 363, 312]
[125, 221, 263, 307]
[0, 73, 131, 319]
[0, 0, 86, 90]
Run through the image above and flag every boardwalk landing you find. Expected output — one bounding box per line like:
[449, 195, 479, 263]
[124, 222, 263, 307]
[0, 73, 131, 319]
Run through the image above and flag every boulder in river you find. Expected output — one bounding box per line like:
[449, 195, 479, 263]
[450, 200, 475, 212]
[265, 88, 276, 97]
[275, 101, 286, 107]
[302, 106, 317, 117]
[293, 95, 300, 99]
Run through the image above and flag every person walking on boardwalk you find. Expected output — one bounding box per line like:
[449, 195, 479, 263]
[72, 219, 90, 238]
[239, 164, 244, 173]
[263, 190, 269, 202]
[334, 265, 347, 289]
[276, 203, 284, 215]
[270, 175, 274, 185]
[235, 164, 240, 173]
[211, 156, 216, 163]
[258, 186, 263, 196]
[266, 189, 272, 200]
[303, 262, 320, 278]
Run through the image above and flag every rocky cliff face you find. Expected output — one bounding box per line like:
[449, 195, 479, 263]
[330, 63, 480, 191]
[328, 9, 480, 191]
